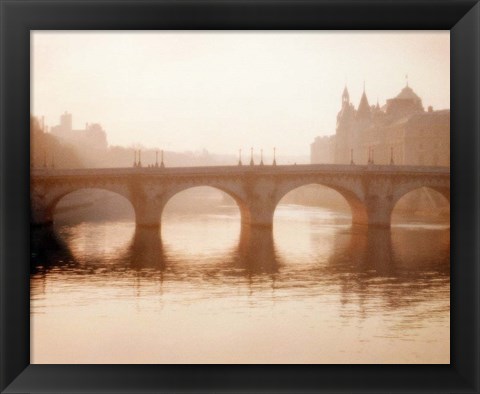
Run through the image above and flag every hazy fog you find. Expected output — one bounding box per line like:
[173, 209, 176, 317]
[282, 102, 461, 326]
[32, 31, 449, 157]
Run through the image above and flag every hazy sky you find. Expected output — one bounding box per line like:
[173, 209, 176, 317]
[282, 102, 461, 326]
[32, 31, 449, 157]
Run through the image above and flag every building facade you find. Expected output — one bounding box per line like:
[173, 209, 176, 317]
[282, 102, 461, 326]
[310, 135, 335, 164]
[50, 111, 108, 151]
[311, 84, 450, 167]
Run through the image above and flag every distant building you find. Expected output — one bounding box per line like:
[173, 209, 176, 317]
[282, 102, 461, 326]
[311, 83, 450, 167]
[310, 135, 335, 164]
[50, 111, 108, 151]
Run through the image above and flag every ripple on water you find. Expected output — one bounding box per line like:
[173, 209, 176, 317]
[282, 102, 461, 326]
[30, 205, 450, 364]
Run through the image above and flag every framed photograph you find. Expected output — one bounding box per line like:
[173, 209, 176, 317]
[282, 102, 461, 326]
[1, 0, 479, 393]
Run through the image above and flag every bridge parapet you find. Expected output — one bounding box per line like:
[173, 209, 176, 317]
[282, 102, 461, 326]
[31, 163, 450, 178]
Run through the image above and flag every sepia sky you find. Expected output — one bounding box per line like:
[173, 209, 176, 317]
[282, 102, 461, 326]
[31, 31, 449, 157]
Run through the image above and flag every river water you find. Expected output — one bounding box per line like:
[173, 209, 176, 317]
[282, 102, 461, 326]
[31, 202, 450, 364]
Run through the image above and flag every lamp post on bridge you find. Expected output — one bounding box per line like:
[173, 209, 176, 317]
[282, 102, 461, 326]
[273, 147, 277, 166]
[250, 147, 254, 166]
[155, 150, 159, 168]
[260, 149, 264, 166]
[238, 149, 242, 166]
[138, 150, 142, 168]
[367, 146, 375, 165]
[161, 150, 165, 168]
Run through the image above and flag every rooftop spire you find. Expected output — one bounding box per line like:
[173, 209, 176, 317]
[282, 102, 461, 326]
[342, 84, 350, 107]
[357, 84, 371, 118]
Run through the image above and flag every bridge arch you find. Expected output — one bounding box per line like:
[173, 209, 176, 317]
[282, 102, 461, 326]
[392, 181, 450, 206]
[32, 184, 134, 226]
[30, 166, 450, 230]
[50, 187, 134, 224]
[160, 184, 249, 226]
[159, 185, 245, 254]
[392, 186, 450, 224]
[272, 181, 368, 226]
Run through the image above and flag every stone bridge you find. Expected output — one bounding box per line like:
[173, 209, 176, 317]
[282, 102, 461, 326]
[30, 164, 450, 229]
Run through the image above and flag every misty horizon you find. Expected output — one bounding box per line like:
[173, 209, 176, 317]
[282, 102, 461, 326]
[34, 110, 311, 162]
[32, 31, 449, 157]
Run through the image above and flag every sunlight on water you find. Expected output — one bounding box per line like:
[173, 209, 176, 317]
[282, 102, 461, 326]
[31, 205, 450, 364]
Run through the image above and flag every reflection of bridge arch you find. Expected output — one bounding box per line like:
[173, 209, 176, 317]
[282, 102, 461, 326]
[273, 182, 364, 224]
[234, 226, 279, 274]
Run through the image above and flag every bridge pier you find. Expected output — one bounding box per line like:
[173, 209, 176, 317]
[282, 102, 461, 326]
[364, 195, 394, 228]
[241, 200, 276, 228]
[31, 207, 53, 226]
[133, 200, 163, 228]
[348, 194, 394, 228]
[31, 195, 53, 226]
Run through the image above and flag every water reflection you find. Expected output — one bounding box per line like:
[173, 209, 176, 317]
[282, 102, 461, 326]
[30, 207, 450, 364]
[327, 227, 394, 273]
[126, 227, 167, 270]
[31, 226, 76, 274]
[31, 221, 449, 291]
[321, 226, 449, 321]
[231, 226, 279, 274]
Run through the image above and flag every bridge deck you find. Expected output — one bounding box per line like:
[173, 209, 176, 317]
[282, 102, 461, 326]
[31, 164, 450, 178]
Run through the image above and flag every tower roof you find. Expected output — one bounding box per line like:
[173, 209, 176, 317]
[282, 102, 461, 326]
[395, 85, 421, 102]
[385, 84, 424, 116]
[357, 91, 371, 117]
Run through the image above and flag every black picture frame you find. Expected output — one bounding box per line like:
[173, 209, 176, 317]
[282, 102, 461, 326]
[1, 0, 479, 393]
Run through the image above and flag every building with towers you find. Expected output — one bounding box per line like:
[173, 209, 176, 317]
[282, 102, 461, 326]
[50, 111, 108, 151]
[311, 82, 450, 167]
